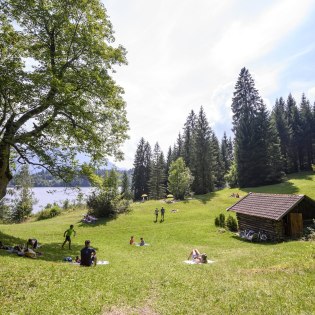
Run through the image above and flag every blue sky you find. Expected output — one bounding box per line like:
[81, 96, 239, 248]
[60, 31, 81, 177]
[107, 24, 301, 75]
[103, 0, 315, 169]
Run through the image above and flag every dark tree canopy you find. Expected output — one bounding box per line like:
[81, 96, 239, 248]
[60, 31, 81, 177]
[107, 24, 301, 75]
[0, 0, 129, 200]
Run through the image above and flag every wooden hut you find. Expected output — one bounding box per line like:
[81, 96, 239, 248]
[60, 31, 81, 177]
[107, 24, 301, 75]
[227, 193, 315, 241]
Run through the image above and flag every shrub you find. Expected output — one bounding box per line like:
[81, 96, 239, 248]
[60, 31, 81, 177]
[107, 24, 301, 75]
[37, 205, 62, 220]
[226, 215, 238, 232]
[302, 219, 315, 241]
[214, 213, 225, 227]
[87, 191, 130, 218]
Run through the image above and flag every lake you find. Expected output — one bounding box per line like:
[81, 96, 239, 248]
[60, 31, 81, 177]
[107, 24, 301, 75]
[6, 187, 94, 213]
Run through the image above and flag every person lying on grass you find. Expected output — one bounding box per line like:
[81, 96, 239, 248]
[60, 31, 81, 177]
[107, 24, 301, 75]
[80, 240, 97, 267]
[187, 249, 208, 264]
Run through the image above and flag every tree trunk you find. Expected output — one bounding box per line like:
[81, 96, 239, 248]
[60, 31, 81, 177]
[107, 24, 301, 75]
[0, 142, 12, 200]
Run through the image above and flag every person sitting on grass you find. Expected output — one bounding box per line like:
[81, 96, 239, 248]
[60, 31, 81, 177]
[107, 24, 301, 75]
[80, 240, 97, 267]
[139, 237, 145, 246]
[62, 224, 76, 250]
[130, 236, 135, 245]
[187, 249, 208, 264]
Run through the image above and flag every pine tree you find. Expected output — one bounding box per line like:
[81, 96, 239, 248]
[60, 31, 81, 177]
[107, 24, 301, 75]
[211, 133, 225, 188]
[232, 67, 283, 187]
[299, 94, 313, 170]
[221, 132, 233, 174]
[182, 110, 197, 170]
[148, 143, 166, 199]
[271, 97, 290, 172]
[132, 138, 151, 200]
[121, 171, 132, 199]
[285, 94, 301, 172]
[193, 106, 214, 194]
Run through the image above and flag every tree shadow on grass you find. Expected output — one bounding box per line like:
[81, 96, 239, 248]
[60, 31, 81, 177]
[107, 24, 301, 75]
[0, 230, 96, 263]
[194, 191, 218, 204]
[241, 179, 299, 195]
[286, 171, 314, 181]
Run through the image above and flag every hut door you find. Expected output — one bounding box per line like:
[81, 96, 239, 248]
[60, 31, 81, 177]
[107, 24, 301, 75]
[289, 213, 303, 238]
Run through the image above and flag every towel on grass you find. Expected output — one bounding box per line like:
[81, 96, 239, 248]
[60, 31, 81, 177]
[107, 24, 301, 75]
[71, 260, 110, 265]
[183, 260, 214, 264]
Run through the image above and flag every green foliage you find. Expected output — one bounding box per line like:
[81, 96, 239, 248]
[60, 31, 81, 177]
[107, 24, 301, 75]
[132, 138, 151, 200]
[37, 205, 62, 221]
[232, 68, 283, 187]
[226, 215, 238, 232]
[167, 157, 193, 200]
[121, 171, 133, 200]
[9, 165, 36, 223]
[214, 213, 225, 227]
[225, 161, 238, 188]
[149, 143, 166, 199]
[87, 169, 130, 218]
[0, 0, 129, 200]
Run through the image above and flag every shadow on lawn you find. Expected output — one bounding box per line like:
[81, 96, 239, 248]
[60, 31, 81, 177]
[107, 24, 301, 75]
[193, 191, 218, 204]
[241, 179, 299, 195]
[0, 230, 97, 263]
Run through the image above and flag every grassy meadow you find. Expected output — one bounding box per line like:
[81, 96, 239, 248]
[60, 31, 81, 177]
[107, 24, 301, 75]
[0, 172, 315, 314]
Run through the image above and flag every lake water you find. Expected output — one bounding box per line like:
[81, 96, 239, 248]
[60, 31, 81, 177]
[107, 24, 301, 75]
[6, 187, 94, 213]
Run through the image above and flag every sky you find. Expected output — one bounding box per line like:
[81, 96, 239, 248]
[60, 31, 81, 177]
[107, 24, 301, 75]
[102, 0, 315, 170]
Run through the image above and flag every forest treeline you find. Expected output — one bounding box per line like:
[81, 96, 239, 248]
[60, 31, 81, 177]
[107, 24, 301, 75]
[131, 68, 315, 200]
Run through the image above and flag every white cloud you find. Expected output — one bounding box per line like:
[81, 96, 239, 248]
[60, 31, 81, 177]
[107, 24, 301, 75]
[105, 0, 315, 169]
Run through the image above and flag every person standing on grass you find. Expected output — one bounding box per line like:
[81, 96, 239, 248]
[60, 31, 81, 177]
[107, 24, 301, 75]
[160, 207, 165, 221]
[80, 240, 97, 266]
[154, 208, 159, 222]
[62, 224, 76, 250]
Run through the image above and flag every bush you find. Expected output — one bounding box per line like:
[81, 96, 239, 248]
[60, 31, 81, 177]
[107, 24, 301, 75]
[37, 205, 62, 220]
[302, 219, 315, 241]
[214, 213, 225, 227]
[87, 191, 130, 218]
[226, 215, 238, 232]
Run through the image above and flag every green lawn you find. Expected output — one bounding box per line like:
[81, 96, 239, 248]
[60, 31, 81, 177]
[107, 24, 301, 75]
[1, 172, 315, 314]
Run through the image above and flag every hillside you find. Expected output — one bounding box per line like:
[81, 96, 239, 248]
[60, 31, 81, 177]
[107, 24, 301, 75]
[0, 172, 314, 314]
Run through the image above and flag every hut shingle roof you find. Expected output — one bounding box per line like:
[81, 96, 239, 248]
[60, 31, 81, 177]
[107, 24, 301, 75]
[226, 193, 305, 220]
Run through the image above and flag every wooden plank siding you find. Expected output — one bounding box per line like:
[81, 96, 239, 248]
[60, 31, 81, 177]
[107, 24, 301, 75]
[236, 213, 284, 241]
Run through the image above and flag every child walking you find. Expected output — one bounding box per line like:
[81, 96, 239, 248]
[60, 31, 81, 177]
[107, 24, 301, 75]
[62, 224, 76, 250]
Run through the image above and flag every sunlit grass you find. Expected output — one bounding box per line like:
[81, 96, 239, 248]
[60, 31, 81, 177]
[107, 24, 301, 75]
[0, 172, 315, 314]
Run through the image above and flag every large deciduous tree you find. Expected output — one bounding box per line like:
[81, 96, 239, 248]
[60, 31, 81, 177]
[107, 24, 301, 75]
[0, 0, 129, 200]
[168, 157, 193, 200]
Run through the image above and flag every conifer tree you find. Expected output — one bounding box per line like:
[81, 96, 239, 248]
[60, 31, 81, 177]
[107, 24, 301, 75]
[299, 94, 313, 170]
[221, 132, 233, 174]
[193, 106, 214, 193]
[121, 171, 132, 199]
[211, 133, 225, 188]
[149, 143, 166, 199]
[271, 97, 290, 172]
[285, 94, 301, 172]
[182, 110, 197, 170]
[232, 67, 283, 187]
[132, 138, 151, 200]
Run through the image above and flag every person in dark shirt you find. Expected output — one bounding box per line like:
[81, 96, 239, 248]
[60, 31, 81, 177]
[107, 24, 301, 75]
[80, 240, 97, 266]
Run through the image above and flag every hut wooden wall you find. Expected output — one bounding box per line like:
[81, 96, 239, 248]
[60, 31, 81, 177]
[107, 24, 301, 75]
[236, 213, 284, 241]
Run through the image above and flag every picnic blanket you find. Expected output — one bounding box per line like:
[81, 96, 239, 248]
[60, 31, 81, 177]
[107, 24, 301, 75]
[183, 260, 215, 264]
